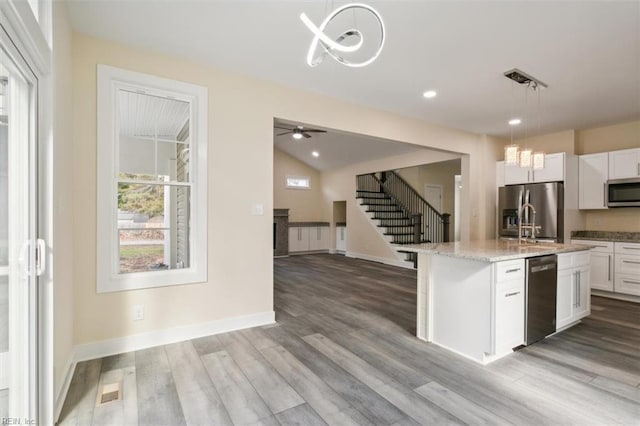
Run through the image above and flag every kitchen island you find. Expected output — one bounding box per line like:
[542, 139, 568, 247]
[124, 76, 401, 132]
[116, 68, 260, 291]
[399, 239, 592, 364]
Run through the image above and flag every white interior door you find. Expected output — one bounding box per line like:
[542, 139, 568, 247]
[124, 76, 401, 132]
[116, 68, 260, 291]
[424, 184, 443, 213]
[0, 29, 39, 421]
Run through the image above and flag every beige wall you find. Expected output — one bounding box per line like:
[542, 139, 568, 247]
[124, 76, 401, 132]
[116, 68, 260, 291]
[273, 148, 326, 222]
[72, 33, 499, 347]
[321, 149, 461, 260]
[501, 129, 576, 155]
[52, 1, 75, 402]
[577, 120, 640, 154]
[397, 159, 461, 236]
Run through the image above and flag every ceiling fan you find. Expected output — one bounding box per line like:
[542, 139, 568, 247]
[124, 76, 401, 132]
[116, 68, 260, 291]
[275, 125, 327, 140]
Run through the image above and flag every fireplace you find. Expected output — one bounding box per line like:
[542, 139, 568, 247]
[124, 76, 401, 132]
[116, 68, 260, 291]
[273, 209, 289, 257]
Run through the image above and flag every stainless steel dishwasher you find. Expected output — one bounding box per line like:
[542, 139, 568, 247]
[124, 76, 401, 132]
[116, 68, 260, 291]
[525, 255, 558, 345]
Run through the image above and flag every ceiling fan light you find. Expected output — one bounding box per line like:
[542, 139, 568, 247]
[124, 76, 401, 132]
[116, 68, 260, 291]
[292, 131, 303, 140]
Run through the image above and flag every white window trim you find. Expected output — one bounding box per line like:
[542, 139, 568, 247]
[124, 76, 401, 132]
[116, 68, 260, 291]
[97, 64, 208, 293]
[285, 175, 311, 190]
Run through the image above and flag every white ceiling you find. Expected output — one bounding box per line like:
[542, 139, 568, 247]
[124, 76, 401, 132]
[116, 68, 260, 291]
[67, 1, 640, 138]
[274, 119, 428, 171]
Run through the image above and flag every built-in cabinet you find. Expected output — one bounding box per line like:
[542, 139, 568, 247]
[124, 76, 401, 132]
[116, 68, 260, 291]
[556, 251, 590, 330]
[578, 153, 608, 209]
[336, 226, 347, 252]
[289, 225, 330, 253]
[572, 240, 640, 297]
[608, 148, 640, 179]
[502, 153, 565, 185]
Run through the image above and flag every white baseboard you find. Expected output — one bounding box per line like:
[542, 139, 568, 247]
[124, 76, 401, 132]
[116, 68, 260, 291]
[73, 310, 275, 362]
[346, 251, 415, 269]
[592, 290, 640, 304]
[54, 353, 77, 422]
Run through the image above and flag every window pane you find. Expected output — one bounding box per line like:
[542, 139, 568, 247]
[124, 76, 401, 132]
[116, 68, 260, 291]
[118, 89, 190, 182]
[286, 176, 310, 188]
[118, 183, 190, 273]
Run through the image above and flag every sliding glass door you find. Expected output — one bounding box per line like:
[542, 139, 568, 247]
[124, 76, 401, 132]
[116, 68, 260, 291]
[0, 25, 39, 422]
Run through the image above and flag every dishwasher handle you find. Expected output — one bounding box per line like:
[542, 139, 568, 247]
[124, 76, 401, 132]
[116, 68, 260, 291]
[530, 263, 557, 273]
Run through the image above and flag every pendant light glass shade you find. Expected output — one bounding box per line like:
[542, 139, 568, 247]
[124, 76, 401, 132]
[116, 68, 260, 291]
[519, 149, 532, 168]
[532, 152, 545, 170]
[505, 144, 519, 165]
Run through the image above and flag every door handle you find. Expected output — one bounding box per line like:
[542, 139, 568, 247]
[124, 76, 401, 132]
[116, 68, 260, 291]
[36, 238, 46, 277]
[577, 272, 580, 307]
[505, 291, 521, 297]
[622, 260, 640, 264]
[622, 246, 640, 250]
[603, 183, 606, 207]
[608, 255, 611, 281]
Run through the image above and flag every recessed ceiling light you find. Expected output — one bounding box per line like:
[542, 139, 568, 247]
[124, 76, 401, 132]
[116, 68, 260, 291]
[312, 151, 319, 157]
[423, 90, 437, 99]
[509, 118, 522, 126]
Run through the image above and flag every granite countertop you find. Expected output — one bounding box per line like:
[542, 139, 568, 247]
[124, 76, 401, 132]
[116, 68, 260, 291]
[397, 239, 592, 262]
[571, 230, 640, 243]
[288, 222, 330, 227]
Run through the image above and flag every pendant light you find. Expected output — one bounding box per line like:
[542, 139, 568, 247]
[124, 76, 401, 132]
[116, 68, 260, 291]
[503, 69, 548, 169]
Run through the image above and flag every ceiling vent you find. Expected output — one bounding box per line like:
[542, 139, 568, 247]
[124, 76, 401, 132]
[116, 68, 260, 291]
[504, 68, 548, 89]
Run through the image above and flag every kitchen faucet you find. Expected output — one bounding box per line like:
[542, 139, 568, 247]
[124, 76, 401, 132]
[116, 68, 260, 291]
[518, 202, 541, 243]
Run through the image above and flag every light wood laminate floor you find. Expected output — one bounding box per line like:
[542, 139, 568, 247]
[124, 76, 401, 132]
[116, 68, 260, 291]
[59, 254, 640, 425]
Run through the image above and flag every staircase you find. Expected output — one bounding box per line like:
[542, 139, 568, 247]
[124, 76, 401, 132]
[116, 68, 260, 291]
[356, 171, 450, 267]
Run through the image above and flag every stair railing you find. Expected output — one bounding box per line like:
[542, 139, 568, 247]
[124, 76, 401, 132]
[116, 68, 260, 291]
[356, 171, 450, 243]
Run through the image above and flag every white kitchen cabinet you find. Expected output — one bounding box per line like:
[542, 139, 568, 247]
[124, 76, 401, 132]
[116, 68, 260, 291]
[336, 226, 347, 252]
[608, 148, 640, 179]
[492, 259, 525, 357]
[578, 153, 609, 209]
[504, 163, 531, 185]
[556, 251, 590, 330]
[614, 242, 640, 296]
[532, 153, 565, 183]
[496, 161, 505, 187]
[502, 153, 565, 185]
[289, 225, 330, 253]
[570, 240, 613, 291]
[494, 277, 525, 355]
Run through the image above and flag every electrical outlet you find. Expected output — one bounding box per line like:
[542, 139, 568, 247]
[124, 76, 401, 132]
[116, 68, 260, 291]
[133, 304, 144, 321]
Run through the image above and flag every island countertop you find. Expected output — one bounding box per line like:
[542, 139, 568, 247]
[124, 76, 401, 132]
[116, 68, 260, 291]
[397, 239, 592, 262]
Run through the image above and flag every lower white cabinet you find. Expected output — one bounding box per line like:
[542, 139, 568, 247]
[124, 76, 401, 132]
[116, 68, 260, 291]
[336, 226, 347, 252]
[288, 227, 310, 252]
[494, 277, 525, 355]
[289, 225, 330, 253]
[614, 242, 640, 296]
[570, 240, 613, 291]
[556, 252, 590, 330]
[493, 259, 525, 356]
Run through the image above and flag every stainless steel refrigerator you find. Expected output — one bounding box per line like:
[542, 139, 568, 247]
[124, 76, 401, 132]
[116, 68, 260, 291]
[498, 182, 564, 242]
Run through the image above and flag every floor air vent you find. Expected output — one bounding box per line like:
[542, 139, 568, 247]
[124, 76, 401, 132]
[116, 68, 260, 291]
[97, 382, 122, 405]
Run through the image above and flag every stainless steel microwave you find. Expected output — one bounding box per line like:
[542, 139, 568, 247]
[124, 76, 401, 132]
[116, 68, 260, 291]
[606, 178, 640, 207]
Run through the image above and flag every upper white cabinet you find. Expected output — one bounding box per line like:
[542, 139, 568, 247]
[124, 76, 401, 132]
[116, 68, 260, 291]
[503, 153, 565, 185]
[608, 148, 640, 179]
[532, 153, 565, 183]
[496, 161, 505, 187]
[578, 153, 608, 209]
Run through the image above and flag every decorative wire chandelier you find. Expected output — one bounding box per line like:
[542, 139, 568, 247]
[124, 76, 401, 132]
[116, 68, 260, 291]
[503, 69, 547, 170]
[300, 3, 385, 68]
